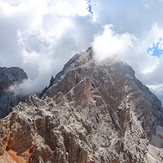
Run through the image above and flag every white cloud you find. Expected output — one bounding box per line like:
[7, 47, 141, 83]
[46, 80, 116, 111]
[92, 25, 136, 61]
[0, 0, 96, 94]
[147, 84, 163, 95]
[91, 0, 163, 35]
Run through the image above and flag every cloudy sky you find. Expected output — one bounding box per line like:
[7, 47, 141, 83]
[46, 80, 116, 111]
[0, 0, 163, 104]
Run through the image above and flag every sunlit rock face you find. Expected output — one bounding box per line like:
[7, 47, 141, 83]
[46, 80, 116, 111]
[0, 48, 163, 163]
[0, 67, 28, 118]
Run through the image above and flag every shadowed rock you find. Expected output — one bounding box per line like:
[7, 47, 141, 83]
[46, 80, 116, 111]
[0, 48, 163, 162]
[0, 67, 28, 118]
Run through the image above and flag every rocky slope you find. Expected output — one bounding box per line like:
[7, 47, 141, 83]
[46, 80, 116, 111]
[0, 48, 163, 162]
[0, 67, 28, 118]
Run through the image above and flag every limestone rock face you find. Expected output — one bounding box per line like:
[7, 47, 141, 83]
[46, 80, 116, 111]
[0, 67, 28, 118]
[0, 48, 163, 162]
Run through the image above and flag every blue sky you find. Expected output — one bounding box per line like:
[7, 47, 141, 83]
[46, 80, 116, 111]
[86, 0, 93, 14]
[147, 39, 163, 58]
[0, 0, 163, 104]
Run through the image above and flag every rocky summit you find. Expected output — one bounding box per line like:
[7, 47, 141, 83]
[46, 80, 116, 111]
[0, 48, 163, 163]
[0, 67, 28, 118]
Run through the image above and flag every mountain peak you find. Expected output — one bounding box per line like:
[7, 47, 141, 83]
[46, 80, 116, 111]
[0, 49, 163, 162]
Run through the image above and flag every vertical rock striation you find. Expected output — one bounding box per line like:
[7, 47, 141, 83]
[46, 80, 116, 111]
[0, 48, 163, 162]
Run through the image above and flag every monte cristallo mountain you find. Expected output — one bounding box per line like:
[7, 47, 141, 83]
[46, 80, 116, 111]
[0, 48, 163, 162]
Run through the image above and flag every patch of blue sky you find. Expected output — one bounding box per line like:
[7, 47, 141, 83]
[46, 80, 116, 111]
[86, 0, 93, 14]
[147, 39, 163, 58]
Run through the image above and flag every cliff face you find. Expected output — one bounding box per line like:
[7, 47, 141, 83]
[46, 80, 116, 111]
[0, 67, 28, 118]
[0, 48, 163, 163]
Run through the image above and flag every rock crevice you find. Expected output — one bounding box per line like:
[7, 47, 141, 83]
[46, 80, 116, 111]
[0, 48, 163, 162]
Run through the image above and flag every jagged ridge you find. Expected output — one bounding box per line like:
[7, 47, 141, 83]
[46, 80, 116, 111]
[0, 48, 163, 163]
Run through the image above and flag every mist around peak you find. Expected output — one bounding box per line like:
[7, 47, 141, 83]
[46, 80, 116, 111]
[92, 25, 136, 62]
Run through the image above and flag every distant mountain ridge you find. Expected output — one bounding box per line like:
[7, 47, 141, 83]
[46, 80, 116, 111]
[0, 67, 27, 118]
[0, 48, 163, 162]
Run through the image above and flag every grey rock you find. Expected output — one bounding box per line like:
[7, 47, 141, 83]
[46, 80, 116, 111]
[0, 67, 28, 118]
[0, 48, 163, 162]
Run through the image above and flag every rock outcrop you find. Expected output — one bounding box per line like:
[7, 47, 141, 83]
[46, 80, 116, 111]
[0, 67, 28, 118]
[0, 48, 163, 162]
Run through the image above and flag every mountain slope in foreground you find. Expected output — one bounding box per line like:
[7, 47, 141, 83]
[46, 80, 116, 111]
[0, 48, 163, 163]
